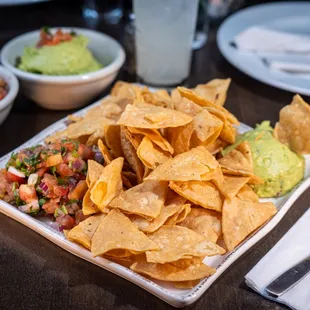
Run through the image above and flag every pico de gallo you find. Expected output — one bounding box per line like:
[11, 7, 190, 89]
[0, 139, 104, 230]
[0, 78, 8, 101]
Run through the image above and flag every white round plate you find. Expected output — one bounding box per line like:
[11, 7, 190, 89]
[217, 2, 310, 96]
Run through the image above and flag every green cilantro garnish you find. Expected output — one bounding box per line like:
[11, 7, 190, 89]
[42, 26, 51, 34]
[39, 198, 47, 207]
[67, 199, 79, 205]
[54, 205, 68, 218]
[50, 166, 57, 176]
[57, 178, 67, 185]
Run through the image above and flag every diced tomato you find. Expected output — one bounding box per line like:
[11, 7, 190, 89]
[56, 163, 74, 177]
[63, 142, 76, 152]
[46, 153, 63, 167]
[78, 144, 93, 160]
[19, 184, 37, 203]
[53, 185, 68, 197]
[5, 171, 26, 184]
[42, 198, 60, 214]
[36, 167, 47, 177]
[68, 180, 88, 200]
[56, 214, 76, 229]
[75, 210, 89, 225]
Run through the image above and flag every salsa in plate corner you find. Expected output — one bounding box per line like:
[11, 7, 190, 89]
[0, 79, 309, 288]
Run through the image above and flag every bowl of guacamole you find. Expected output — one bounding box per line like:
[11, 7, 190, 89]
[17, 28, 102, 76]
[223, 121, 305, 198]
[0, 27, 125, 109]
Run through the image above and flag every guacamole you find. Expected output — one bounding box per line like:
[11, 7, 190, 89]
[18, 35, 102, 75]
[223, 121, 304, 197]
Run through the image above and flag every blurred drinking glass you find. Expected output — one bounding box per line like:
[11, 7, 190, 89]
[133, 0, 199, 87]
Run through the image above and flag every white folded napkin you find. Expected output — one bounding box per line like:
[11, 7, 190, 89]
[245, 208, 310, 310]
[234, 26, 310, 53]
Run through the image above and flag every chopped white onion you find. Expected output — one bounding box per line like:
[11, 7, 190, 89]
[8, 166, 25, 178]
[18, 200, 39, 214]
[28, 173, 39, 186]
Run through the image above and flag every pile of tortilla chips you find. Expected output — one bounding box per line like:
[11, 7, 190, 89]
[48, 80, 277, 288]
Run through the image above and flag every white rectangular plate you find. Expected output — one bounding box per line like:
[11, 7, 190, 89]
[1, 96, 310, 308]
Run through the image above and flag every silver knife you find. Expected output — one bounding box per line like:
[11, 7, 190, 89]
[265, 257, 310, 298]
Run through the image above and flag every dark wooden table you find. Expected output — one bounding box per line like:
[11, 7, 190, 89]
[0, 1, 309, 310]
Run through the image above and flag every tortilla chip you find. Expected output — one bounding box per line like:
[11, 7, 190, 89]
[137, 136, 171, 169]
[130, 256, 216, 282]
[127, 127, 174, 154]
[237, 184, 259, 202]
[109, 180, 167, 219]
[177, 86, 239, 125]
[91, 209, 159, 257]
[222, 197, 277, 251]
[90, 157, 123, 212]
[168, 122, 193, 155]
[83, 187, 100, 215]
[86, 160, 104, 187]
[174, 97, 203, 117]
[117, 102, 192, 129]
[67, 214, 106, 249]
[192, 78, 231, 107]
[111, 81, 143, 100]
[169, 181, 223, 212]
[218, 141, 254, 176]
[98, 139, 113, 165]
[131, 192, 186, 233]
[140, 88, 174, 109]
[84, 97, 123, 120]
[146, 146, 223, 182]
[104, 125, 123, 158]
[212, 175, 250, 199]
[86, 128, 105, 146]
[179, 208, 222, 243]
[274, 94, 310, 154]
[174, 280, 201, 289]
[120, 127, 144, 183]
[123, 126, 143, 150]
[205, 138, 228, 155]
[45, 117, 115, 143]
[164, 203, 191, 225]
[146, 226, 225, 263]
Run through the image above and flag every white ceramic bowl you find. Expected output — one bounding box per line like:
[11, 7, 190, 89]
[0, 66, 19, 125]
[0, 27, 125, 110]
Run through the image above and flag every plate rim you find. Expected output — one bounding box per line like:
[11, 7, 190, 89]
[1, 95, 310, 307]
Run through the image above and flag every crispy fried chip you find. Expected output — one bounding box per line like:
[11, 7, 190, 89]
[131, 192, 186, 233]
[174, 97, 203, 116]
[117, 102, 192, 129]
[177, 86, 239, 125]
[120, 127, 144, 183]
[146, 146, 223, 182]
[164, 203, 191, 225]
[169, 110, 223, 155]
[222, 197, 277, 251]
[205, 138, 229, 155]
[83, 97, 123, 120]
[122, 126, 143, 150]
[237, 184, 259, 202]
[169, 181, 223, 212]
[45, 117, 115, 143]
[90, 157, 123, 212]
[146, 226, 225, 264]
[98, 139, 113, 165]
[67, 214, 106, 249]
[274, 94, 310, 154]
[86, 160, 104, 187]
[192, 78, 231, 107]
[127, 127, 174, 154]
[179, 208, 222, 243]
[91, 209, 159, 257]
[130, 256, 216, 282]
[83, 187, 100, 215]
[104, 125, 123, 158]
[218, 141, 254, 176]
[137, 136, 171, 169]
[212, 175, 250, 199]
[109, 180, 167, 219]
[174, 280, 201, 289]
